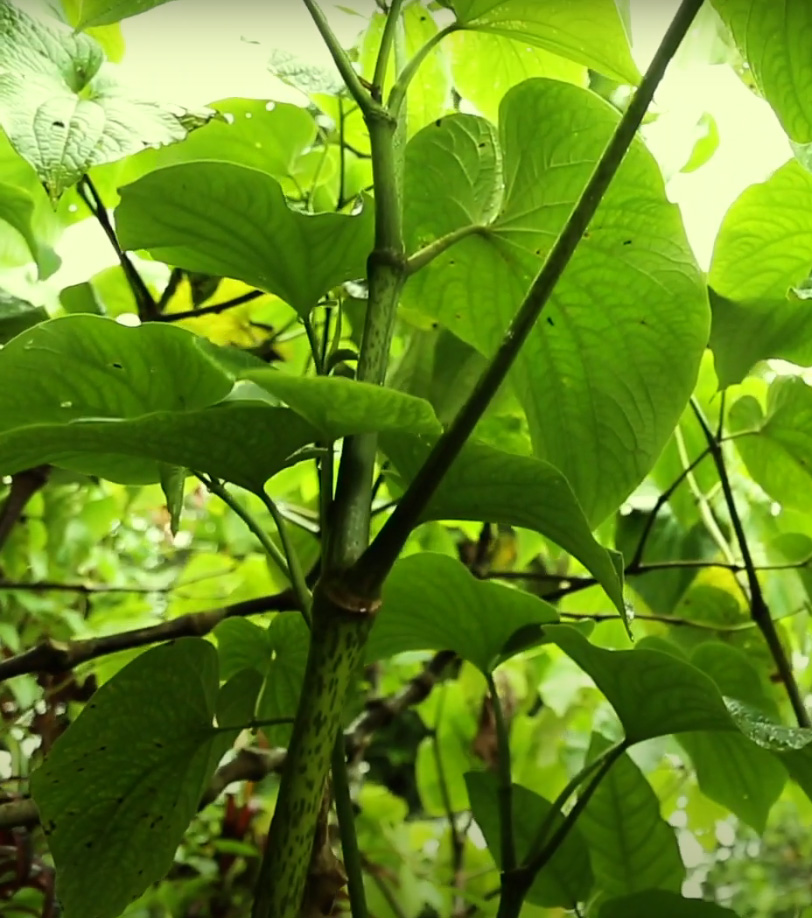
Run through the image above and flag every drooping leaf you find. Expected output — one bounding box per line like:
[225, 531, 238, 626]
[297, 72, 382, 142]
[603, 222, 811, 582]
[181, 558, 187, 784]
[0, 2, 214, 200]
[0, 181, 41, 269]
[465, 771, 594, 908]
[541, 625, 735, 741]
[403, 83, 708, 524]
[450, 0, 640, 85]
[30, 639, 234, 918]
[73, 0, 179, 28]
[115, 162, 374, 315]
[708, 161, 812, 385]
[677, 643, 786, 831]
[0, 315, 421, 489]
[729, 377, 812, 515]
[159, 463, 187, 536]
[367, 553, 558, 673]
[599, 889, 740, 917]
[244, 372, 442, 440]
[381, 433, 624, 615]
[681, 112, 720, 173]
[580, 734, 684, 897]
[711, 0, 812, 143]
[0, 292, 48, 343]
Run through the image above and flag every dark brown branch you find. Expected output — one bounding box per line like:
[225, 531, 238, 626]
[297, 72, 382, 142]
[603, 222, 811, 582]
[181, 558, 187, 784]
[690, 398, 810, 727]
[627, 446, 712, 569]
[78, 177, 157, 321]
[0, 580, 168, 594]
[155, 289, 264, 322]
[0, 466, 49, 553]
[0, 591, 299, 683]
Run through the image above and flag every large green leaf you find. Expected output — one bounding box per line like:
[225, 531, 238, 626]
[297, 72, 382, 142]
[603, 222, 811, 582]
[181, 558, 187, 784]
[381, 433, 624, 615]
[73, 0, 178, 28]
[0, 316, 436, 489]
[450, 0, 640, 85]
[711, 0, 812, 143]
[244, 372, 442, 441]
[367, 553, 558, 673]
[0, 2, 213, 200]
[729, 377, 812, 515]
[465, 772, 593, 908]
[708, 161, 812, 385]
[542, 626, 735, 742]
[31, 639, 242, 918]
[115, 163, 374, 315]
[448, 30, 586, 125]
[599, 890, 740, 917]
[403, 83, 708, 524]
[117, 98, 318, 187]
[580, 734, 684, 897]
[678, 643, 786, 831]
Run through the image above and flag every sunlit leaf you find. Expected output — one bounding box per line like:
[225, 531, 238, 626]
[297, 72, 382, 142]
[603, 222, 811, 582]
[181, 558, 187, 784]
[451, 0, 640, 84]
[0, 2, 213, 200]
[403, 84, 708, 523]
[116, 163, 374, 315]
[712, 0, 812, 143]
[708, 161, 812, 385]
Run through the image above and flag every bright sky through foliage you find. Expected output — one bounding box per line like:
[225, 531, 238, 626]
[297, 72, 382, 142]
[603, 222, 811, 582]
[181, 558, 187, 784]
[50, 0, 791, 288]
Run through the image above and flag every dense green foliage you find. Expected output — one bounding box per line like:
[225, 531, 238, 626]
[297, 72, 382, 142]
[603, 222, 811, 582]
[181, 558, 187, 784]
[1, 1, 812, 917]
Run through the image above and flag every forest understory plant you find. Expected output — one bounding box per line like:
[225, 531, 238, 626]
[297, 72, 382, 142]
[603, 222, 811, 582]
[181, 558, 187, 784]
[2, 1, 812, 918]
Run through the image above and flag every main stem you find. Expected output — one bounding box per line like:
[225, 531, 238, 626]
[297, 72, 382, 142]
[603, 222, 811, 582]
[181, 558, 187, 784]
[251, 12, 406, 918]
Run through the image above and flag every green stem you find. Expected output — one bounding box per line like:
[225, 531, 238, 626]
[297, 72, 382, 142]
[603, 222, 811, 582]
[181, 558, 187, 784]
[519, 742, 626, 883]
[200, 476, 291, 581]
[487, 674, 515, 873]
[388, 22, 459, 120]
[405, 224, 484, 275]
[251, 583, 376, 918]
[331, 737, 369, 918]
[525, 741, 624, 862]
[372, 0, 405, 101]
[251, 5, 407, 915]
[259, 490, 313, 622]
[351, 0, 706, 596]
[690, 399, 810, 727]
[302, 0, 379, 116]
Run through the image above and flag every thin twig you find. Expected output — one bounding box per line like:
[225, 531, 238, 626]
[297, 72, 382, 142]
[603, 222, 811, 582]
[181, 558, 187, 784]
[0, 592, 297, 682]
[627, 446, 712, 569]
[78, 177, 157, 321]
[302, 0, 378, 116]
[405, 225, 485, 275]
[690, 398, 810, 727]
[200, 476, 292, 582]
[156, 289, 264, 322]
